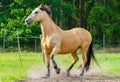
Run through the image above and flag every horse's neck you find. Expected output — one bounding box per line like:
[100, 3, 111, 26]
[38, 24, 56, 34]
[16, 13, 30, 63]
[40, 12, 62, 37]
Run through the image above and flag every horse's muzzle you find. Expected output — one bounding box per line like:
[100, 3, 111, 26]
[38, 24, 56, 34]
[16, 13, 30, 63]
[25, 19, 33, 25]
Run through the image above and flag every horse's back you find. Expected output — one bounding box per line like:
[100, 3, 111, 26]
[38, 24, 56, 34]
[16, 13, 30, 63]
[71, 27, 92, 48]
[64, 27, 92, 41]
[58, 27, 92, 54]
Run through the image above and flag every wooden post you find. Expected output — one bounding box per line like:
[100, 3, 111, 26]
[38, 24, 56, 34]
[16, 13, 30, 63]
[17, 31, 23, 67]
[103, 34, 105, 48]
[3, 34, 5, 53]
[0, 2, 2, 8]
[35, 39, 36, 52]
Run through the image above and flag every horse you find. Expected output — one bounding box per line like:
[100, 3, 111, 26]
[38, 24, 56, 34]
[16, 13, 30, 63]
[25, 4, 98, 77]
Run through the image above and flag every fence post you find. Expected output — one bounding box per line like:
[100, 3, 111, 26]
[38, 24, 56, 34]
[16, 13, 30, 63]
[0, 2, 2, 8]
[17, 31, 23, 67]
[3, 34, 5, 53]
[103, 34, 105, 48]
[35, 38, 36, 52]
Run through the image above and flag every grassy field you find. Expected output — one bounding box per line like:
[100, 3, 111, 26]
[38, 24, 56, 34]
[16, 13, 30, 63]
[0, 52, 120, 82]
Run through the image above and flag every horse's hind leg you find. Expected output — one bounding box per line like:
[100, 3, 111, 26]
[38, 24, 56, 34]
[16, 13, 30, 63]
[80, 46, 89, 76]
[66, 52, 79, 76]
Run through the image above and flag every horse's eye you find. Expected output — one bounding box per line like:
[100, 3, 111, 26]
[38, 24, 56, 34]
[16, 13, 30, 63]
[35, 11, 38, 14]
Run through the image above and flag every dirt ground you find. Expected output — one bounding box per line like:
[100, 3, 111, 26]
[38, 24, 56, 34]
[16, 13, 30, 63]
[17, 66, 120, 82]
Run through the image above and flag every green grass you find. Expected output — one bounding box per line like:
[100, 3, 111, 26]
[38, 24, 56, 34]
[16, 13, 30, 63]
[0, 52, 120, 82]
[96, 53, 120, 73]
[0, 52, 44, 82]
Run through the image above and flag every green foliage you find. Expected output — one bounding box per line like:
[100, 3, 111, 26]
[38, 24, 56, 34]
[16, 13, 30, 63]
[88, 1, 120, 45]
[0, 0, 120, 47]
[0, 0, 41, 47]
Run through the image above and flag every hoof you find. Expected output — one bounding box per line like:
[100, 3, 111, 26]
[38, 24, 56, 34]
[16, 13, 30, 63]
[46, 74, 50, 77]
[80, 69, 84, 76]
[55, 68, 60, 74]
[66, 70, 70, 77]
[80, 73, 84, 76]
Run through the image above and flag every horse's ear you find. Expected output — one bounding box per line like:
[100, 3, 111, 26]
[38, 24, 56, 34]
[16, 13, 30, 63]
[39, 4, 52, 15]
[39, 4, 44, 10]
[40, 4, 43, 7]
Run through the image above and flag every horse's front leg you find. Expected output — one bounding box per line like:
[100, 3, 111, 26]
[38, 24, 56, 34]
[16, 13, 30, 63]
[45, 54, 50, 77]
[44, 49, 50, 77]
[50, 47, 60, 74]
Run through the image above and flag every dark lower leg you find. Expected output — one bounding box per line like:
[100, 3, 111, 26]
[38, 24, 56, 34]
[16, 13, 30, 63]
[80, 61, 85, 76]
[51, 56, 58, 69]
[45, 53, 50, 77]
[67, 64, 74, 71]
[66, 59, 78, 76]
[66, 64, 74, 76]
[80, 68, 84, 76]
[80, 52, 86, 76]
[80, 57, 85, 76]
[51, 56, 60, 74]
[66, 52, 79, 76]
[46, 64, 50, 76]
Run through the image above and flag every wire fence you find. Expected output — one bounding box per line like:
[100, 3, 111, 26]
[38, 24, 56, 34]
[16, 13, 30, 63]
[0, 35, 42, 53]
[0, 35, 120, 53]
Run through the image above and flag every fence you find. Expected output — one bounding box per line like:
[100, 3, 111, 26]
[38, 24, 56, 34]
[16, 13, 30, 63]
[0, 34, 120, 53]
[0, 34, 42, 53]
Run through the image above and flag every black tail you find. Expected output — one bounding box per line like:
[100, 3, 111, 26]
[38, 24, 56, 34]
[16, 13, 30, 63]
[84, 39, 99, 71]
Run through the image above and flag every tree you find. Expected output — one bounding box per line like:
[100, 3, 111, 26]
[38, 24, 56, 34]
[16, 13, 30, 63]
[88, 0, 120, 45]
[0, 0, 120, 49]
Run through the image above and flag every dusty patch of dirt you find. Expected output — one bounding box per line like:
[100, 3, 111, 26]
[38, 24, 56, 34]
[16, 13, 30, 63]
[17, 66, 120, 82]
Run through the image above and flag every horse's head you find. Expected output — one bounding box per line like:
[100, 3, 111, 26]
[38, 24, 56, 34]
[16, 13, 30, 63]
[25, 4, 51, 25]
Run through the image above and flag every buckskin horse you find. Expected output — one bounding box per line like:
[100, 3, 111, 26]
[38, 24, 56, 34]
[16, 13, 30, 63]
[25, 4, 98, 77]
